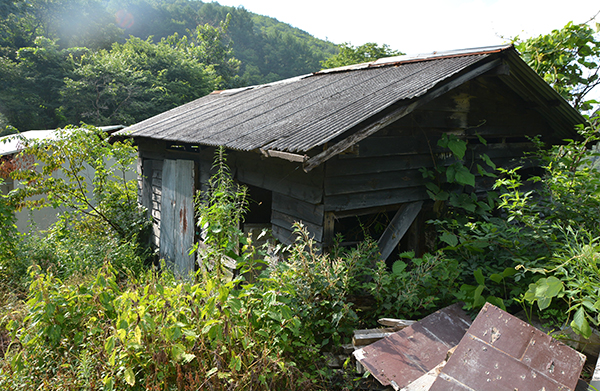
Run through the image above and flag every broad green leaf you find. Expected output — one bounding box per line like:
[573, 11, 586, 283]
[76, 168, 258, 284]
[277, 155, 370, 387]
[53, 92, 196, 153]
[103, 375, 114, 391]
[473, 285, 486, 307]
[440, 232, 458, 247]
[134, 325, 142, 344]
[572, 307, 592, 339]
[455, 166, 475, 187]
[437, 133, 449, 148]
[446, 165, 456, 183]
[474, 269, 485, 286]
[124, 368, 135, 386]
[448, 138, 467, 159]
[476, 134, 488, 146]
[104, 336, 115, 355]
[392, 261, 407, 275]
[489, 273, 503, 284]
[537, 296, 552, 310]
[523, 283, 537, 302]
[502, 268, 517, 278]
[544, 276, 563, 297]
[171, 344, 186, 362]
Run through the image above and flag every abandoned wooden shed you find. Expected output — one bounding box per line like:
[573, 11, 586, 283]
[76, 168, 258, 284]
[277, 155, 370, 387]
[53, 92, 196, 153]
[117, 44, 585, 275]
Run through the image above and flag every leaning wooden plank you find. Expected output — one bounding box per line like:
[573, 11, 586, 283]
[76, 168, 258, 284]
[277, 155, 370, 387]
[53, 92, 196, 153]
[377, 201, 423, 261]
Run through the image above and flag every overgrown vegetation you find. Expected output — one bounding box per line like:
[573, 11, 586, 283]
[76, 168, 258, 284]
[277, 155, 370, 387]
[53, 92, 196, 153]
[0, 126, 150, 291]
[428, 120, 600, 337]
[2, 117, 600, 388]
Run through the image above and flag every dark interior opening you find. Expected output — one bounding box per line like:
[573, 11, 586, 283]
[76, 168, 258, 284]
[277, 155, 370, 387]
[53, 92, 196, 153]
[242, 184, 272, 226]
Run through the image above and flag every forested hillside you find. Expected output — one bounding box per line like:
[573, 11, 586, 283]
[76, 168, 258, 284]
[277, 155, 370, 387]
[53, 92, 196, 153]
[0, 0, 338, 133]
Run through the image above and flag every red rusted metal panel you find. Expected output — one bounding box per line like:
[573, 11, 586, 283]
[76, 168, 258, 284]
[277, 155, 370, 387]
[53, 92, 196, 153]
[353, 303, 471, 390]
[429, 303, 586, 391]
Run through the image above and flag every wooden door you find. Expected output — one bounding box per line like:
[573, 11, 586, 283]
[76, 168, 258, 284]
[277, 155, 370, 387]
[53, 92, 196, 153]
[160, 159, 195, 277]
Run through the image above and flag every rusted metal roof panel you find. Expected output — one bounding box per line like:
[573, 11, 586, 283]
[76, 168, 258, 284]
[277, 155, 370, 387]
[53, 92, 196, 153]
[429, 303, 586, 391]
[353, 303, 471, 390]
[119, 53, 490, 153]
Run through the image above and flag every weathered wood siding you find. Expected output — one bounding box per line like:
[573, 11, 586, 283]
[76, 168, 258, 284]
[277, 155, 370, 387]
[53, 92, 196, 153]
[228, 150, 326, 246]
[159, 159, 195, 277]
[323, 77, 552, 214]
[271, 192, 325, 245]
[139, 158, 164, 248]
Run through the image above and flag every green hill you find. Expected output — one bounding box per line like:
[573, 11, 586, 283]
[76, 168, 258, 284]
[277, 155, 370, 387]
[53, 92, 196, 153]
[0, 0, 339, 131]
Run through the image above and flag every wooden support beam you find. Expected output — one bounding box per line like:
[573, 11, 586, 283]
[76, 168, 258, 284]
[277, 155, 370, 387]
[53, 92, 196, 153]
[377, 201, 423, 261]
[302, 58, 502, 172]
[259, 148, 307, 163]
[323, 212, 335, 247]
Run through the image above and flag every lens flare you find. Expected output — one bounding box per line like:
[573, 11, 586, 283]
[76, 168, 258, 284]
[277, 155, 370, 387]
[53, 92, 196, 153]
[115, 9, 134, 29]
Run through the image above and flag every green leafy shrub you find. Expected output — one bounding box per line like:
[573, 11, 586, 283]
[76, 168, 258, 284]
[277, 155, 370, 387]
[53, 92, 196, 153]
[0, 126, 151, 292]
[523, 228, 600, 338]
[367, 251, 460, 320]
[0, 178, 19, 290]
[9, 125, 150, 243]
[194, 146, 249, 276]
[425, 120, 600, 332]
[264, 224, 360, 350]
[1, 262, 318, 390]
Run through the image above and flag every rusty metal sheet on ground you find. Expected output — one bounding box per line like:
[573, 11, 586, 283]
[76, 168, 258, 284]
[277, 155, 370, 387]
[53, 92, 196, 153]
[353, 303, 471, 390]
[428, 303, 587, 391]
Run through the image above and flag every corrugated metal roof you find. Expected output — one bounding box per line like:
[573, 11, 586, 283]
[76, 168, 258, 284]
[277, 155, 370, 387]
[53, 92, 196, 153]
[118, 44, 585, 154]
[119, 51, 496, 153]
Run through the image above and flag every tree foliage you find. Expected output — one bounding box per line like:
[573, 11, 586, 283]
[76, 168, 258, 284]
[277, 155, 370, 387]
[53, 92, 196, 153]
[515, 17, 600, 110]
[321, 42, 403, 69]
[9, 125, 148, 242]
[58, 35, 217, 126]
[0, 0, 338, 131]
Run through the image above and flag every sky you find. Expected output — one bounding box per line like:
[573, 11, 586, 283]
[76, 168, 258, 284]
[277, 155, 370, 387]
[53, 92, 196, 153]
[213, 0, 600, 55]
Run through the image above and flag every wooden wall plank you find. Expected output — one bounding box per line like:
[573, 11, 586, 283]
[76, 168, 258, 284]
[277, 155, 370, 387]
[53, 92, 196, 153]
[271, 224, 295, 246]
[326, 154, 438, 176]
[271, 192, 324, 226]
[160, 159, 176, 268]
[150, 160, 163, 248]
[271, 210, 323, 242]
[325, 169, 427, 196]
[324, 187, 428, 212]
[233, 151, 324, 205]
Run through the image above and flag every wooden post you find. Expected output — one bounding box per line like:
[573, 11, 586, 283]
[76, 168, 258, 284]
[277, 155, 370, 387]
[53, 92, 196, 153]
[323, 212, 335, 248]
